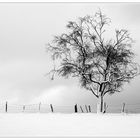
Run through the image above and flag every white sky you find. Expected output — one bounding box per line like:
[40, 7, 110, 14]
[0, 3, 139, 107]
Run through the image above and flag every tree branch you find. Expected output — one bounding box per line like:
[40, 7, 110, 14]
[90, 87, 99, 98]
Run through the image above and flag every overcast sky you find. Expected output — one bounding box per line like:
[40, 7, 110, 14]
[0, 3, 139, 108]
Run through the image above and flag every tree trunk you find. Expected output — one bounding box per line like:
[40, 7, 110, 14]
[97, 95, 104, 114]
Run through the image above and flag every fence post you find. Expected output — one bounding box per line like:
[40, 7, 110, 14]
[74, 104, 78, 113]
[103, 102, 108, 113]
[50, 104, 53, 112]
[23, 105, 25, 112]
[80, 106, 84, 113]
[122, 103, 125, 113]
[85, 105, 88, 113]
[39, 102, 41, 112]
[88, 105, 91, 112]
[5, 101, 8, 113]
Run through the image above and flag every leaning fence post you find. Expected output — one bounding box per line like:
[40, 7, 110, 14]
[80, 106, 84, 113]
[88, 105, 91, 112]
[5, 101, 8, 113]
[50, 104, 53, 112]
[85, 105, 88, 113]
[74, 104, 78, 113]
[122, 103, 125, 113]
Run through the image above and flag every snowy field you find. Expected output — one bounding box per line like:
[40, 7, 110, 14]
[0, 113, 140, 137]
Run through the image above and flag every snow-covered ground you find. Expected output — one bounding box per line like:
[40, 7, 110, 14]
[0, 113, 139, 137]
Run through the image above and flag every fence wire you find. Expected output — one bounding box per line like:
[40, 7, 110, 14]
[0, 102, 140, 113]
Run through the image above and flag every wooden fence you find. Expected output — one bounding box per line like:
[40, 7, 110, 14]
[0, 102, 140, 113]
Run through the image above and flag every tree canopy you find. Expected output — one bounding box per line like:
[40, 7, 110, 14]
[47, 10, 140, 112]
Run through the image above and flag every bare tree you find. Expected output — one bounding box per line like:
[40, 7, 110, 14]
[46, 10, 140, 113]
